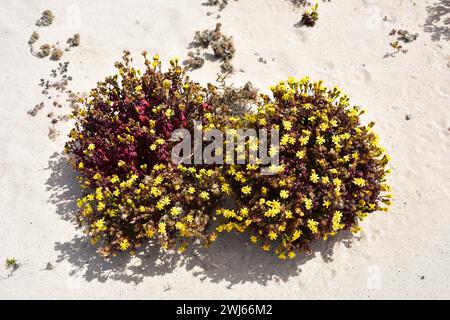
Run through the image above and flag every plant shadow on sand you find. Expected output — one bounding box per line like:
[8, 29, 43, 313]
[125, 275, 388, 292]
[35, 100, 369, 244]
[423, 0, 450, 41]
[46, 152, 359, 287]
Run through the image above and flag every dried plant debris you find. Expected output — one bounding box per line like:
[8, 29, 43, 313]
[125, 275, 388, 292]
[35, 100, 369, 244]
[203, 0, 237, 11]
[29, 11, 80, 59]
[187, 23, 236, 74]
[50, 47, 64, 61]
[184, 50, 205, 70]
[288, 0, 308, 8]
[67, 33, 81, 48]
[385, 29, 418, 57]
[27, 102, 45, 116]
[213, 76, 259, 115]
[36, 44, 52, 58]
[48, 126, 60, 141]
[28, 31, 39, 45]
[397, 29, 419, 43]
[29, 61, 84, 140]
[36, 10, 55, 27]
[255, 53, 267, 64]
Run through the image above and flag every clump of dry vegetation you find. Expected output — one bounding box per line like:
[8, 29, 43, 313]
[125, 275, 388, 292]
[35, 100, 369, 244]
[184, 50, 205, 70]
[36, 10, 55, 27]
[186, 23, 236, 74]
[213, 75, 259, 115]
[67, 33, 81, 48]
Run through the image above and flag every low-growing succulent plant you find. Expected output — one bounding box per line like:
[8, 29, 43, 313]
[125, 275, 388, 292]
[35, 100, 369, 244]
[214, 76, 392, 259]
[5, 258, 19, 271]
[300, 3, 319, 27]
[65, 51, 231, 256]
[66, 52, 391, 260]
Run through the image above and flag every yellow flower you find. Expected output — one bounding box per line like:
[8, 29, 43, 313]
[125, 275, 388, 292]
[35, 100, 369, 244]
[175, 221, 185, 231]
[280, 190, 289, 199]
[353, 178, 366, 187]
[310, 171, 319, 183]
[307, 219, 319, 234]
[250, 236, 258, 243]
[138, 206, 146, 213]
[268, 231, 277, 240]
[299, 136, 309, 145]
[185, 214, 194, 223]
[296, 150, 305, 159]
[221, 183, 231, 194]
[262, 244, 270, 251]
[150, 144, 157, 151]
[97, 202, 105, 211]
[280, 134, 290, 146]
[199, 191, 210, 200]
[87, 143, 95, 151]
[241, 185, 252, 195]
[323, 199, 331, 208]
[332, 178, 342, 187]
[158, 222, 166, 234]
[240, 207, 249, 217]
[111, 175, 120, 184]
[332, 210, 345, 231]
[93, 173, 102, 180]
[146, 228, 155, 238]
[170, 206, 182, 216]
[150, 186, 161, 197]
[187, 186, 195, 194]
[291, 229, 302, 241]
[154, 175, 164, 185]
[285, 210, 293, 219]
[351, 226, 362, 234]
[165, 109, 174, 118]
[119, 239, 130, 251]
[94, 218, 107, 231]
[304, 198, 313, 210]
[283, 120, 292, 131]
[278, 225, 286, 232]
[288, 251, 296, 259]
[316, 135, 325, 145]
[155, 138, 165, 145]
[78, 162, 84, 169]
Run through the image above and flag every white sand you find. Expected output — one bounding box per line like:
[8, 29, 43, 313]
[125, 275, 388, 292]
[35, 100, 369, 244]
[0, 0, 449, 299]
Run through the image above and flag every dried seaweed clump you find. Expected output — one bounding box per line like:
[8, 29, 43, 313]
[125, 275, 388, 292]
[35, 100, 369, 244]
[215, 76, 392, 259]
[188, 23, 236, 74]
[36, 10, 55, 27]
[65, 51, 230, 256]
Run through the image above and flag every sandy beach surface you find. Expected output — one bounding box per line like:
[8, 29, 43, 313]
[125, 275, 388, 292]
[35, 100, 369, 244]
[0, 0, 449, 299]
